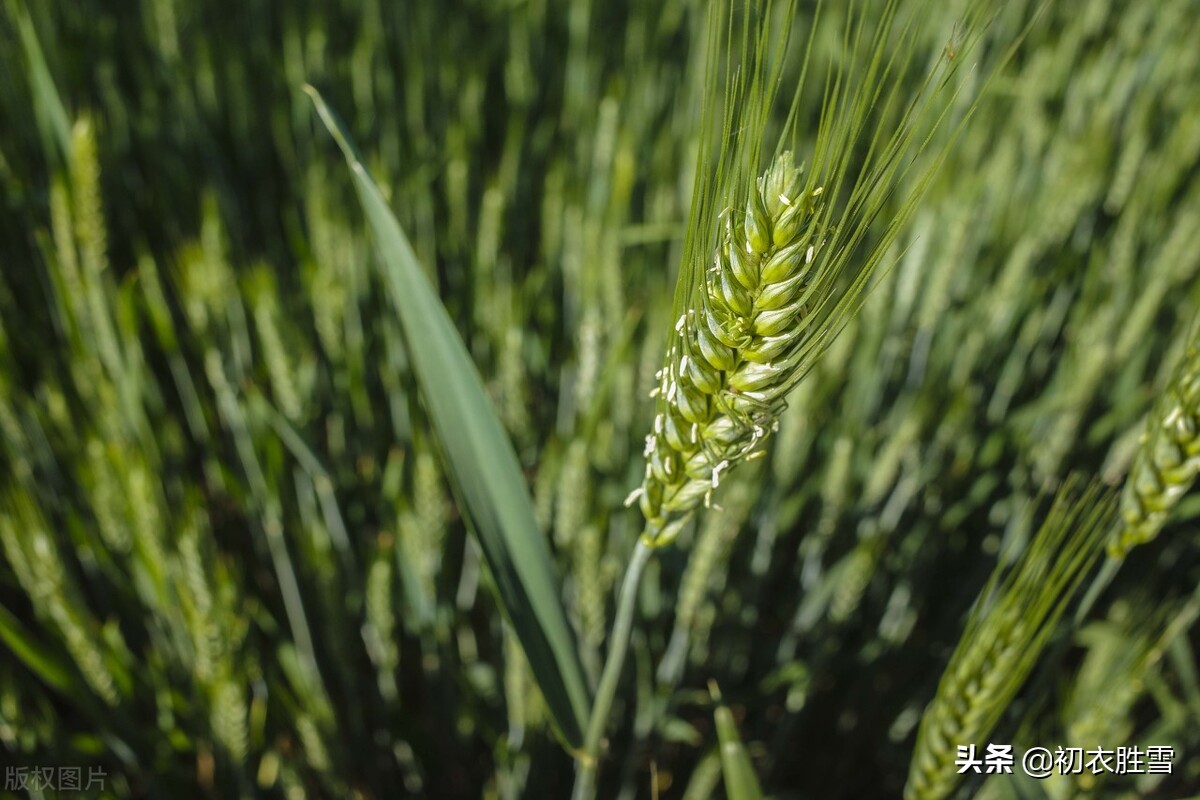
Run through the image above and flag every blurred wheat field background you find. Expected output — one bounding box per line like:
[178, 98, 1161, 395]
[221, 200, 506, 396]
[1, 0, 1199, 798]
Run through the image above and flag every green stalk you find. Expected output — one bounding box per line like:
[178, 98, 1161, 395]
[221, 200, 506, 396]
[572, 536, 655, 800]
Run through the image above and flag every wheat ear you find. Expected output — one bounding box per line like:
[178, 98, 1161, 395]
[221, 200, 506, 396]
[1110, 333, 1200, 557]
[630, 151, 825, 544]
[904, 482, 1116, 800]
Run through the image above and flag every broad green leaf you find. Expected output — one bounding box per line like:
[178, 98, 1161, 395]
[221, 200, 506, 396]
[711, 682, 764, 800]
[305, 85, 590, 748]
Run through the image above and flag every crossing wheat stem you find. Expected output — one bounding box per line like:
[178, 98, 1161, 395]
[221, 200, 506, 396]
[572, 536, 655, 800]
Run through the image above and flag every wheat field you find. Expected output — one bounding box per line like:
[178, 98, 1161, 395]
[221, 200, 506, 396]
[1, 1, 1199, 798]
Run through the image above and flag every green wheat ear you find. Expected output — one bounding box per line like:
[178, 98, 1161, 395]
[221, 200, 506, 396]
[904, 480, 1117, 800]
[625, 0, 1012, 546]
[631, 152, 826, 543]
[1110, 329, 1200, 557]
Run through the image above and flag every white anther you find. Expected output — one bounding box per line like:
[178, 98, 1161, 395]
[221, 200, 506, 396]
[806, 245, 815, 264]
[703, 487, 723, 511]
[675, 314, 687, 332]
[644, 434, 656, 457]
[654, 413, 664, 434]
[624, 487, 645, 507]
[711, 459, 730, 489]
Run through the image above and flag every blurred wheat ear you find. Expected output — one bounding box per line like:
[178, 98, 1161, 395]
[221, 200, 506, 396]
[305, 85, 591, 750]
[1110, 325, 1200, 557]
[904, 479, 1117, 800]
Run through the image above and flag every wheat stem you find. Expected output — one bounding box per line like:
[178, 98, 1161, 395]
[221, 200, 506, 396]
[572, 536, 654, 800]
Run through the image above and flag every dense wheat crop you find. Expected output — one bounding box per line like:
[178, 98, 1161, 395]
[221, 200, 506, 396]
[1, 0, 1198, 798]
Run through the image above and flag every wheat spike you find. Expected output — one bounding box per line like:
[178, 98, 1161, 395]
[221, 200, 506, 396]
[904, 482, 1116, 800]
[364, 536, 399, 697]
[636, 152, 825, 543]
[1110, 334, 1200, 557]
[212, 676, 249, 763]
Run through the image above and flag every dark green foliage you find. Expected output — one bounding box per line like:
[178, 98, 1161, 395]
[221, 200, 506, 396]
[1, 1, 1198, 798]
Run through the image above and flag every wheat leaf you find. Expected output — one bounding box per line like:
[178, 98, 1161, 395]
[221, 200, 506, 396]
[11, 0, 72, 164]
[0, 604, 77, 695]
[711, 682, 765, 800]
[305, 85, 590, 748]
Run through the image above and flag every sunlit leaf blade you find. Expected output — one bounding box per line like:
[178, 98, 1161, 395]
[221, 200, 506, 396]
[711, 682, 764, 800]
[0, 604, 76, 695]
[305, 85, 590, 748]
[11, 0, 72, 164]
